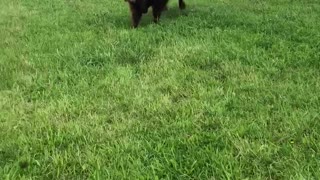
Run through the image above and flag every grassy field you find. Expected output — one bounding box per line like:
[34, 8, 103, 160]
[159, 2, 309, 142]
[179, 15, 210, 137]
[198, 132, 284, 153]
[1, 0, 320, 179]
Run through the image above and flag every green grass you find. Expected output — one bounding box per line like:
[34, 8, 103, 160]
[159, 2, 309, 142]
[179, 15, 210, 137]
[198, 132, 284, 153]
[1, 0, 320, 178]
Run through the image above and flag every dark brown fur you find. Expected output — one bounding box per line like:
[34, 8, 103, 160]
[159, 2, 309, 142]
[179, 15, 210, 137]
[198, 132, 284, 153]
[125, 0, 186, 28]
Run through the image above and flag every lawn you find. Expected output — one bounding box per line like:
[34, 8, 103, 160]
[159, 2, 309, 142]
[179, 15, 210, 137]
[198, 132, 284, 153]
[1, 0, 320, 179]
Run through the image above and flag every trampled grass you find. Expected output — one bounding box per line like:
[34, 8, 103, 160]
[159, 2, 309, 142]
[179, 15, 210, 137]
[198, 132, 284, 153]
[1, 0, 320, 179]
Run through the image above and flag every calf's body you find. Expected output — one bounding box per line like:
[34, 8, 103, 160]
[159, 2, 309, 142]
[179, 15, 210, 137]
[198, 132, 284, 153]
[125, 0, 186, 28]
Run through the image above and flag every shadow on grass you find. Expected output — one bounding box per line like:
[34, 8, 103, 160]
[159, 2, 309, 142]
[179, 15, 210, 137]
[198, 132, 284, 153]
[86, 3, 263, 33]
[86, 6, 188, 30]
[86, 12, 129, 30]
[82, 7, 189, 67]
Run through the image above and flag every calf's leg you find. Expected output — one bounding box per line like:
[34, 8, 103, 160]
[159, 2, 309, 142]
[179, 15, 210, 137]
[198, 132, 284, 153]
[179, 0, 186, 9]
[152, 7, 162, 23]
[131, 12, 142, 28]
[128, 3, 142, 28]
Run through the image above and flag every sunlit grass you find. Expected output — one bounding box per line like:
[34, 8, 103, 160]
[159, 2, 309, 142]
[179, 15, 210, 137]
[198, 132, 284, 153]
[1, 0, 319, 178]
